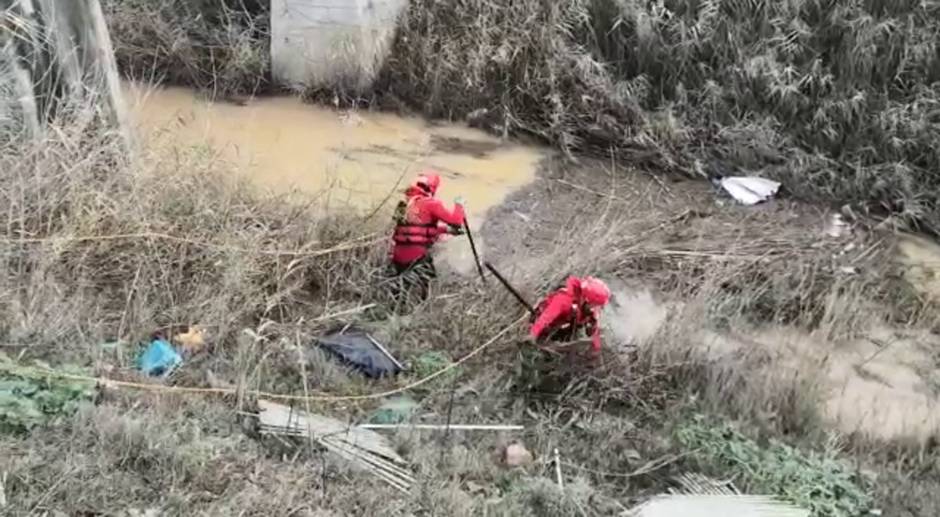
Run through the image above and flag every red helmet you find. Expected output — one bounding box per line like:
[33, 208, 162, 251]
[414, 172, 441, 195]
[580, 277, 610, 307]
[564, 276, 582, 294]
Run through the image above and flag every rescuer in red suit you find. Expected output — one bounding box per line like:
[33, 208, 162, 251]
[389, 172, 466, 300]
[529, 276, 611, 354]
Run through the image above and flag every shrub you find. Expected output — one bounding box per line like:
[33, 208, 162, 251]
[677, 417, 875, 517]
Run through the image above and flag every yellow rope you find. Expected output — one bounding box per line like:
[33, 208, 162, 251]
[21, 317, 524, 403]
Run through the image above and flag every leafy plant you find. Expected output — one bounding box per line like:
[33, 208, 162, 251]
[677, 417, 875, 517]
[410, 351, 461, 386]
[0, 354, 96, 434]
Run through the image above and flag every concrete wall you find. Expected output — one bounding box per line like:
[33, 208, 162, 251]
[270, 0, 407, 93]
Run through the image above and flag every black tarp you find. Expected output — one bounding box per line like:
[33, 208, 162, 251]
[315, 325, 403, 379]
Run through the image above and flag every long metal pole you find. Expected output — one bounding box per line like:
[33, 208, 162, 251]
[483, 262, 536, 315]
[463, 219, 487, 283]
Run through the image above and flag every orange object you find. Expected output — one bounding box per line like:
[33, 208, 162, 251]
[174, 325, 206, 355]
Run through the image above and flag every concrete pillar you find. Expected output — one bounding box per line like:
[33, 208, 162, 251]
[270, 0, 407, 94]
[0, 0, 128, 143]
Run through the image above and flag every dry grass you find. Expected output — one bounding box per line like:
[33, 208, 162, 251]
[0, 119, 637, 514]
[1, 123, 937, 513]
[381, 0, 940, 232]
[101, 0, 270, 99]
[0, 128, 381, 361]
[102, 0, 940, 232]
[478, 159, 940, 513]
[7, 3, 940, 509]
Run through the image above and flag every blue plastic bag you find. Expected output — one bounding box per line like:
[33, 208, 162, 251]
[137, 339, 182, 377]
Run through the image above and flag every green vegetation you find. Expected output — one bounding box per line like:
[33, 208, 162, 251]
[0, 354, 95, 434]
[677, 418, 874, 517]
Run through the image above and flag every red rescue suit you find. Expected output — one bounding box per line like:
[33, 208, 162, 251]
[529, 277, 609, 353]
[391, 183, 466, 267]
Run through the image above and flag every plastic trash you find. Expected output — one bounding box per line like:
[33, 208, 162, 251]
[369, 396, 418, 424]
[174, 325, 206, 355]
[315, 325, 404, 379]
[501, 442, 534, 467]
[137, 338, 182, 377]
[825, 213, 850, 238]
[712, 176, 781, 205]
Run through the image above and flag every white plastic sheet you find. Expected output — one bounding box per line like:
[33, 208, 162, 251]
[717, 176, 781, 205]
[627, 495, 809, 517]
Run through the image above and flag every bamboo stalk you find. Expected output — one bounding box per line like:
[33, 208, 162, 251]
[320, 440, 411, 493]
[261, 428, 414, 483]
[261, 425, 414, 492]
[358, 424, 524, 431]
[261, 425, 404, 462]
[320, 440, 407, 483]
[322, 441, 413, 490]
[312, 304, 377, 323]
[324, 438, 416, 483]
[324, 437, 415, 479]
[365, 333, 405, 371]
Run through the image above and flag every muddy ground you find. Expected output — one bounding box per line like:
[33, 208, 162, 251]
[446, 158, 940, 515]
[437, 157, 940, 446]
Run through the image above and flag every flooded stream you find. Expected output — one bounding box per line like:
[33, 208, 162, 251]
[124, 83, 543, 215]
[125, 83, 545, 275]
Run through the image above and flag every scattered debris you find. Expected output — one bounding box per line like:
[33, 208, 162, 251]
[825, 213, 851, 238]
[206, 369, 234, 390]
[311, 304, 377, 323]
[362, 423, 524, 431]
[136, 338, 182, 378]
[623, 473, 809, 516]
[624, 495, 809, 517]
[173, 325, 206, 355]
[257, 401, 414, 492]
[711, 176, 780, 206]
[465, 480, 487, 495]
[672, 473, 740, 495]
[124, 509, 161, 517]
[501, 441, 533, 467]
[315, 325, 404, 379]
[369, 396, 419, 424]
[553, 448, 564, 488]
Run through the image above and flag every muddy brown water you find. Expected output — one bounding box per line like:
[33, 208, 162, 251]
[124, 83, 543, 215]
[605, 280, 940, 443]
[125, 83, 546, 275]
